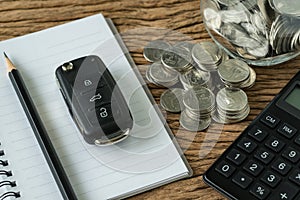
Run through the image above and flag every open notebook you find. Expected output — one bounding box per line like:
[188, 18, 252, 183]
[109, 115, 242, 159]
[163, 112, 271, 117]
[0, 14, 192, 199]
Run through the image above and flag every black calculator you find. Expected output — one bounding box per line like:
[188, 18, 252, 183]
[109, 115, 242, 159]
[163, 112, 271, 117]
[204, 71, 300, 200]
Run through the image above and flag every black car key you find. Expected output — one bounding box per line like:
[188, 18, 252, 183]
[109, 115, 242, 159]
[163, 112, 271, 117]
[55, 55, 133, 146]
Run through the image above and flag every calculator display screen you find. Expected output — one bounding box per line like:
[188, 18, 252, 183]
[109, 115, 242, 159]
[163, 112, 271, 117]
[285, 86, 300, 111]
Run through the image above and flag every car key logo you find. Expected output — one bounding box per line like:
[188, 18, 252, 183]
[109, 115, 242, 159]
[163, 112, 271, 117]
[84, 80, 93, 87]
[90, 93, 102, 102]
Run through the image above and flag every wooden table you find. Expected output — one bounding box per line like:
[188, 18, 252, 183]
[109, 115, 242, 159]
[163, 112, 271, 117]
[1, 0, 299, 199]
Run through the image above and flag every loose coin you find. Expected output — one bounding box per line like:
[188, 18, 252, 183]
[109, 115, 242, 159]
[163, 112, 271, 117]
[160, 88, 185, 113]
[269, 0, 300, 16]
[217, 0, 239, 7]
[143, 40, 171, 62]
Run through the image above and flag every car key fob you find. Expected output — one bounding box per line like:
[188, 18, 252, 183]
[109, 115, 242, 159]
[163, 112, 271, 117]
[55, 55, 133, 146]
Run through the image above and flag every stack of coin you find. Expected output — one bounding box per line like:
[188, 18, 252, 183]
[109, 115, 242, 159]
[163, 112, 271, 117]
[179, 68, 212, 90]
[218, 59, 256, 89]
[191, 41, 227, 71]
[143, 40, 171, 62]
[160, 88, 185, 113]
[181, 87, 215, 131]
[161, 46, 194, 73]
[213, 88, 250, 124]
[146, 62, 179, 87]
[270, 15, 300, 54]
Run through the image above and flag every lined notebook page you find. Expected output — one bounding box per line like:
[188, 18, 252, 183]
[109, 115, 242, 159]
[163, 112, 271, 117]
[0, 14, 190, 200]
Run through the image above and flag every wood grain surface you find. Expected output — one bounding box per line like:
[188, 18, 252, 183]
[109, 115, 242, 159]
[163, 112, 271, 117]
[1, 0, 299, 199]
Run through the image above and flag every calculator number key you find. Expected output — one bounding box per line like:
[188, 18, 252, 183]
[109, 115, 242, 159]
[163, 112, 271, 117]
[254, 148, 274, 164]
[244, 160, 264, 176]
[250, 183, 270, 200]
[215, 161, 236, 178]
[261, 171, 281, 188]
[272, 159, 292, 175]
[265, 137, 285, 152]
[226, 149, 246, 165]
[282, 147, 300, 163]
[248, 126, 268, 142]
[237, 138, 257, 153]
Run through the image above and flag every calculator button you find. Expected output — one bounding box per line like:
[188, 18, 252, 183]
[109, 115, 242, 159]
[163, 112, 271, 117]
[254, 148, 275, 164]
[282, 147, 300, 163]
[294, 135, 300, 146]
[260, 113, 280, 128]
[265, 137, 285, 153]
[87, 103, 114, 125]
[272, 159, 292, 175]
[74, 74, 103, 95]
[232, 172, 253, 189]
[215, 161, 236, 178]
[248, 126, 268, 142]
[237, 138, 257, 153]
[270, 182, 299, 200]
[244, 160, 264, 177]
[289, 170, 300, 186]
[261, 171, 281, 188]
[226, 149, 246, 166]
[78, 87, 112, 111]
[250, 183, 270, 200]
[278, 123, 297, 139]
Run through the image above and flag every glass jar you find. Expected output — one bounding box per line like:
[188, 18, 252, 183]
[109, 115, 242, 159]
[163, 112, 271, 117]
[201, 0, 300, 66]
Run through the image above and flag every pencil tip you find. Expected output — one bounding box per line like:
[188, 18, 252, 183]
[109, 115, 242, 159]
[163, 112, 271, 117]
[3, 52, 16, 72]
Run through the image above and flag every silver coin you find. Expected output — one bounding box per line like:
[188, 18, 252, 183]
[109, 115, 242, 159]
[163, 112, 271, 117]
[218, 59, 250, 84]
[183, 87, 215, 113]
[246, 39, 269, 58]
[240, 67, 256, 89]
[217, 0, 240, 7]
[161, 46, 192, 72]
[160, 88, 185, 113]
[180, 109, 211, 131]
[174, 42, 195, 52]
[220, 9, 249, 24]
[216, 88, 248, 112]
[192, 42, 222, 66]
[185, 108, 212, 120]
[145, 65, 155, 84]
[270, 15, 300, 54]
[269, 0, 300, 16]
[212, 105, 250, 124]
[149, 62, 179, 86]
[204, 8, 222, 31]
[180, 68, 211, 90]
[143, 40, 171, 62]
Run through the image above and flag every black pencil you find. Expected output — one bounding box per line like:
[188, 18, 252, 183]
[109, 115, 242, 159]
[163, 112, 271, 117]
[4, 52, 77, 200]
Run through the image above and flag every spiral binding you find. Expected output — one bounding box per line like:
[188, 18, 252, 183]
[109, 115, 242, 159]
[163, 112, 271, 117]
[0, 145, 20, 199]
